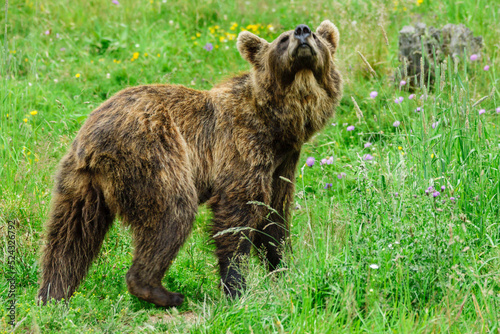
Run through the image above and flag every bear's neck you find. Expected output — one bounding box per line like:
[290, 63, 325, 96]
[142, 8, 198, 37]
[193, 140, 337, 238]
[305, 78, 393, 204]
[252, 69, 337, 144]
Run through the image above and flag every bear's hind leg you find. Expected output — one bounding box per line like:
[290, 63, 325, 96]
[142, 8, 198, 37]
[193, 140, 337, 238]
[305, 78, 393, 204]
[125, 188, 198, 307]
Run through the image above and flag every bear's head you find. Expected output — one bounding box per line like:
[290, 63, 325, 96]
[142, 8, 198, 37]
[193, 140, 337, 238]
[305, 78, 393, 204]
[237, 20, 340, 92]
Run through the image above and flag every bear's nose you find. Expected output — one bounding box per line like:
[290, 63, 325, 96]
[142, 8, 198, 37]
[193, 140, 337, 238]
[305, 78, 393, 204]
[294, 24, 311, 44]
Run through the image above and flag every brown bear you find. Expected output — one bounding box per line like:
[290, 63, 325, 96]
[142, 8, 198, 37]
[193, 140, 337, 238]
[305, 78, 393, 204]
[38, 20, 342, 307]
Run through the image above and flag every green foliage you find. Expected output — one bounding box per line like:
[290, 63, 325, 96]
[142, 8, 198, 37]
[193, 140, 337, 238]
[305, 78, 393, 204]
[1, 0, 500, 332]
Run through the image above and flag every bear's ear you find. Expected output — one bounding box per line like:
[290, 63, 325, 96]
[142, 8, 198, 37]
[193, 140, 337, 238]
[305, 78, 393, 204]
[316, 20, 340, 52]
[237, 31, 268, 66]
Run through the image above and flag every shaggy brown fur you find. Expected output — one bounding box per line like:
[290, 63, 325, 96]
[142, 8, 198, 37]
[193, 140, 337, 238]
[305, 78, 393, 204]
[38, 20, 343, 307]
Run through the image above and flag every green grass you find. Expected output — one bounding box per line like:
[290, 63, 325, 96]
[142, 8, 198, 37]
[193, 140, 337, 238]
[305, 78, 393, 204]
[1, 0, 500, 332]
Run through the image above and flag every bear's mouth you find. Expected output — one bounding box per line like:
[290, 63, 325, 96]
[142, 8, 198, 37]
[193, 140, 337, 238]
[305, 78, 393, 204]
[293, 42, 316, 59]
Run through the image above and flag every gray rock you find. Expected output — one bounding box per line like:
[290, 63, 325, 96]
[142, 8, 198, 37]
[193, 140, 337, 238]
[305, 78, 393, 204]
[397, 23, 482, 89]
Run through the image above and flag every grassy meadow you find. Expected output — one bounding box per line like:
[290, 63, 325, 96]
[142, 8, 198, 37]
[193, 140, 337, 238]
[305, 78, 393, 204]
[1, 0, 500, 332]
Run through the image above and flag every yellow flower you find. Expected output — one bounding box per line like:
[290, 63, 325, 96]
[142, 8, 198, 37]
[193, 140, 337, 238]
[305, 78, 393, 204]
[9, 50, 16, 54]
[30, 110, 38, 116]
[196, 32, 201, 37]
[193, 41, 199, 46]
[75, 73, 80, 78]
[191, 36, 196, 40]
[431, 153, 435, 158]
[133, 52, 139, 59]
[398, 146, 402, 150]
[144, 52, 148, 57]
[230, 22, 238, 31]
[90, 60, 94, 63]
[6, 114, 8, 117]
[23, 118, 28, 123]
[25, 58, 28, 62]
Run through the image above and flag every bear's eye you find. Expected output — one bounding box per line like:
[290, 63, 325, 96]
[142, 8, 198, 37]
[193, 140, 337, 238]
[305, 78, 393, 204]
[280, 35, 289, 44]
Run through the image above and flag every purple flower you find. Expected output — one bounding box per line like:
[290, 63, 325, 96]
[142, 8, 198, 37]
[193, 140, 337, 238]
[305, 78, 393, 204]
[364, 142, 372, 148]
[363, 154, 374, 161]
[306, 157, 315, 167]
[331, 122, 337, 126]
[320, 158, 327, 165]
[203, 43, 214, 51]
[324, 183, 333, 189]
[450, 197, 456, 202]
[432, 122, 438, 129]
[441, 185, 445, 191]
[470, 54, 478, 61]
[337, 172, 347, 179]
[347, 125, 355, 131]
[484, 65, 490, 71]
[433, 191, 440, 197]
[425, 189, 430, 195]
[112, 0, 120, 4]
[327, 157, 334, 165]
[415, 107, 422, 112]
[60, 47, 66, 52]
[393, 120, 400, 127]
[409, 94, 415, 99]
[496, 107, 500, 114]
[394, 192, 399, 197]
[370, 91, 378, 99]
[479, 109, 486, 115]
[44, 30, 50, 35]
[399, 96, 404, 103]
[400, 80, 407, 87]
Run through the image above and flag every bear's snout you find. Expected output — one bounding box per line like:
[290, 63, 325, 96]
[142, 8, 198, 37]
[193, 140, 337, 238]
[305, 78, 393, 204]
[294, 24, 311, 44]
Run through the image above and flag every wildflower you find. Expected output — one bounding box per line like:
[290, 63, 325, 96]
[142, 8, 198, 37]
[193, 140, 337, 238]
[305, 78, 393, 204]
[415, 107, 422, 112]
[398, 146, 402, 150]
[60, 47, 66, 52]
[470, 54, 478, 61]
[337, 172, 346, 179]
[30, 110, 38, 116]
[363, 154, 374, 161]
[400, 80, 406, 87]
[327, 157, 334, 165]
[369, 264, 379, 270]
[112, 0, 119, 4]
[431, 153, 435, 158]
[23, 118, 28, 123]
[409, 94, 415, 99]
[346, 125, 355, 131]
[496, 107, 500, 113]
[432, 122, 438, 129]
[433, 191, 440, 197]
[324, 183, 333, 189]
[364, 142, 372, 148]
[393, 121, 400, 127]
[44, 30, 50, 35]
[306, 157, 315, 167]
[331, 123, 337, 126]
[369, 91, 378, 99]
[441, 185, 445, 191]
[399, 96, 404, 103]
[132, 52, 139, 59]
[203, 43, 214, 51]
[75, 73, 81, 78]
[479, 109, 486, 115]
[320, 158, 327, 165]
[394, 192, 398, 197]
[484, 65, 490, 71]
[450, 197, 456, 202]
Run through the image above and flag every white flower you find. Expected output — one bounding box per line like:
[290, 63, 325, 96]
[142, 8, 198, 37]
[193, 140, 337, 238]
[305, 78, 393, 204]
[369, 264, 379, 270]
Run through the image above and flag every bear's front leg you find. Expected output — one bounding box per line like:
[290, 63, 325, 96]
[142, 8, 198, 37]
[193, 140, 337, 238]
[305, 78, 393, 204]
[254, 151, 300, 270]
[208, 169, 272, 298]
